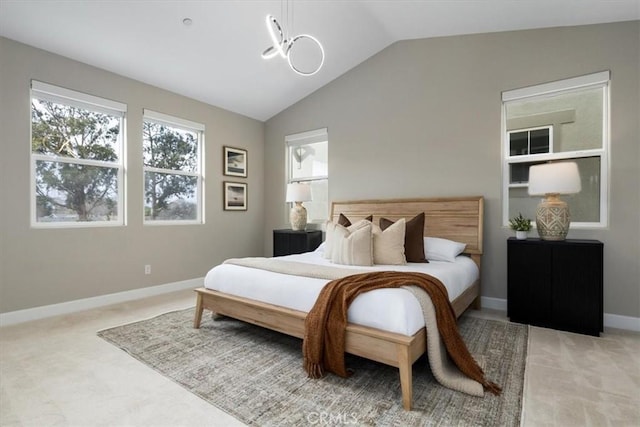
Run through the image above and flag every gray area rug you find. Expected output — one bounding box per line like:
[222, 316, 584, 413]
[98, 308, 527, 426]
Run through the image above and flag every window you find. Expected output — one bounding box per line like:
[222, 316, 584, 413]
[31, 81, 126, 227]
[508, 126, 552, 158]
[143, 110, 204, 224]
[286, 128, 328, 223]
[502, 71, 609, 228]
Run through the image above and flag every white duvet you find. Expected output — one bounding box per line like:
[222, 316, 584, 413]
[204, 247, 479, 336]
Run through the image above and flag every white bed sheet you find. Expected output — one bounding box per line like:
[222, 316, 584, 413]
[204, 249, 479, 336]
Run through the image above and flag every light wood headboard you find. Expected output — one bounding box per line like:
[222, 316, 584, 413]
[330, 197, 484, 255]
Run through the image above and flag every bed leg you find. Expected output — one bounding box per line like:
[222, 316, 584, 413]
[472, 295, 481, 310]
[194, 292, 204, 329]
[397, 344, 413, 411]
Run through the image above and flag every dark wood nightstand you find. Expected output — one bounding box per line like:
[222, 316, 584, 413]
[507, 237, 603, 336]
[273, 229, 323, 257]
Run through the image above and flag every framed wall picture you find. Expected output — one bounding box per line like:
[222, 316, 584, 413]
[223, 181, 247, 211]
[223, 146, 248, 177]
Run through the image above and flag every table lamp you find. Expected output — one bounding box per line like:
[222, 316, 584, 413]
[286, 183, 312, 230]
[528, 161, 581, 241]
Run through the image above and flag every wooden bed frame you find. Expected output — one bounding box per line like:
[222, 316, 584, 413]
[194, 196, 484, 410]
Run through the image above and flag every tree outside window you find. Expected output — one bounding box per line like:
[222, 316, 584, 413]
[143, 111, 203, 223]
[31, 82, 125, 226]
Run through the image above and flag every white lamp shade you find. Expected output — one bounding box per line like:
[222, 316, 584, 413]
[286, 183, 312, 202]
[528, 162, 581, 196]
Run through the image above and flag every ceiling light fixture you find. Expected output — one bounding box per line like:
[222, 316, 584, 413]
[261, 2, 324, 76]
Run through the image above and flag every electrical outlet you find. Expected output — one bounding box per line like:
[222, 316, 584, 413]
[144, 265, 151, 275]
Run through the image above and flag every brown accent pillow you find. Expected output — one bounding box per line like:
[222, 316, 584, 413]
[379, 212, 428, 263]
[338, 213, 373, 227]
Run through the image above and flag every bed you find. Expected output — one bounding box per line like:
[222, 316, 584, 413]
[194, 196, 484, 410]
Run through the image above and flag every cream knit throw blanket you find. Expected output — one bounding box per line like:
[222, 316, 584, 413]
[224, 257, 485, 396]
[404, 285, 483, 396]
[224, 257, 369, 280]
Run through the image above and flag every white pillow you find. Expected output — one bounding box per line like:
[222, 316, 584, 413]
[331, 222, 373, 266]
[371, 218, 406, 265]
[424, 237, 466, 262]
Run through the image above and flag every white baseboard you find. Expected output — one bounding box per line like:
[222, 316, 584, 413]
[480, 296, 508, 311]
[0, 278, 203, 327]
[603, 313, 640, 332]
[480, 296, 640, 333]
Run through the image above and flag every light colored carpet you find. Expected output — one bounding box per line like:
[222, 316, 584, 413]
[98, 308, 528, 426]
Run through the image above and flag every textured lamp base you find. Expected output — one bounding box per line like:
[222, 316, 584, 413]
[289, 202, 308, 231]
[536, 194, 570, 241]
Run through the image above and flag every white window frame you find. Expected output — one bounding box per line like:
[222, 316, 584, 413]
[501, 71, 610, 229]
[142, 109, 205, 225]
[507, 125, 553, 158]
[507, 126, 553, 187]
[285, 128, 328, 223]
[30, 81, 127, 228]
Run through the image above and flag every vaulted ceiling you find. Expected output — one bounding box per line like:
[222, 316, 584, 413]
[1, 1, 638, 121]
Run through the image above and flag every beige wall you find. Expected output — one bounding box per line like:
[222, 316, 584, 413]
[0, 37, 265, 313]
[2, 21, 638, 319]
[264, 21, 640, 318]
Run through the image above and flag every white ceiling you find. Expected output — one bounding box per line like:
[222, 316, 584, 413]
[1, 1, 638, 121]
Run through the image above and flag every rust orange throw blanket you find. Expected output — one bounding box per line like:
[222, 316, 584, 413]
[302, 271, 501, 395]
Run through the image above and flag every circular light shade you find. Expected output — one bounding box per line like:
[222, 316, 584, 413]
[261, 15, 324, 76]
[262, 15, 287, 59]
[287, 34, 325, 76]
